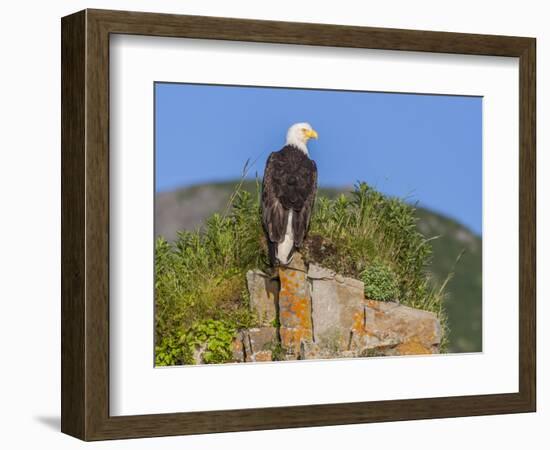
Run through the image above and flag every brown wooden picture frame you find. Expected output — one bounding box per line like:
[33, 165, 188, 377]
[61, 8, 536, 441]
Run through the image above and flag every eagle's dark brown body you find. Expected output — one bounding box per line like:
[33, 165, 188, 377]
[261, 145, 318, 265]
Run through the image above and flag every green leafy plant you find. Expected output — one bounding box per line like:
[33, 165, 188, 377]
[183, 319, 236, 364]
[361, 263, 400, 301]
[155, 329, 191, 366]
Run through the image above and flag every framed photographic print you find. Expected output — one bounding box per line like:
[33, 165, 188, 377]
[61, 9, 536, 441]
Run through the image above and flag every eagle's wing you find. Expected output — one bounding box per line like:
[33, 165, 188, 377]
[292, 159, 317, 247]
[261, 152, 289, 243]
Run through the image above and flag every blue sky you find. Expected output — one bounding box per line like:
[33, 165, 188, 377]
[155, 83, 482, 235]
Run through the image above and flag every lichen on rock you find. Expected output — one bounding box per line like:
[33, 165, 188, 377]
[277, 253, 313, 359]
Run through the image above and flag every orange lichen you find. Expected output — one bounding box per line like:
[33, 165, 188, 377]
[351, 310, 366, 336]
[280, 327, 312, 351]
[278, 265, 313, 355]
[395, 339, 431, 355]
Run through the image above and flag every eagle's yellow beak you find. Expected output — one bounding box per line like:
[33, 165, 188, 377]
[305, 129, 319, 140]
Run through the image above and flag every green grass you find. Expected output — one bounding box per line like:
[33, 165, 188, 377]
[155, 181, 450, 365]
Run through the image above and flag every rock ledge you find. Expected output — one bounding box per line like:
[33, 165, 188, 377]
[232, 254, 441, 362]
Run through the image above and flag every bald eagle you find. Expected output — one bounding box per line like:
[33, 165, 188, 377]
[261, 123, 318, 266]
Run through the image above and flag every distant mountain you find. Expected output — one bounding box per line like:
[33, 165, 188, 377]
[155, 180, 482, 353]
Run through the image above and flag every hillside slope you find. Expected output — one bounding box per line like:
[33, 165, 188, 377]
[155, 180, 482, 353]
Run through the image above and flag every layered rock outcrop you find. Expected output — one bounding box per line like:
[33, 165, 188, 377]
[232, 253, 441, 362]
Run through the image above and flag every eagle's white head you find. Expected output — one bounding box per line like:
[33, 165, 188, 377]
[286, 122, 318, 155]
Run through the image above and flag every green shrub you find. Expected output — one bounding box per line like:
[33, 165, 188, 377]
[183, 319, 236, 364]
[155, 329, 191, 366]
[361, 263, 400, 301]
